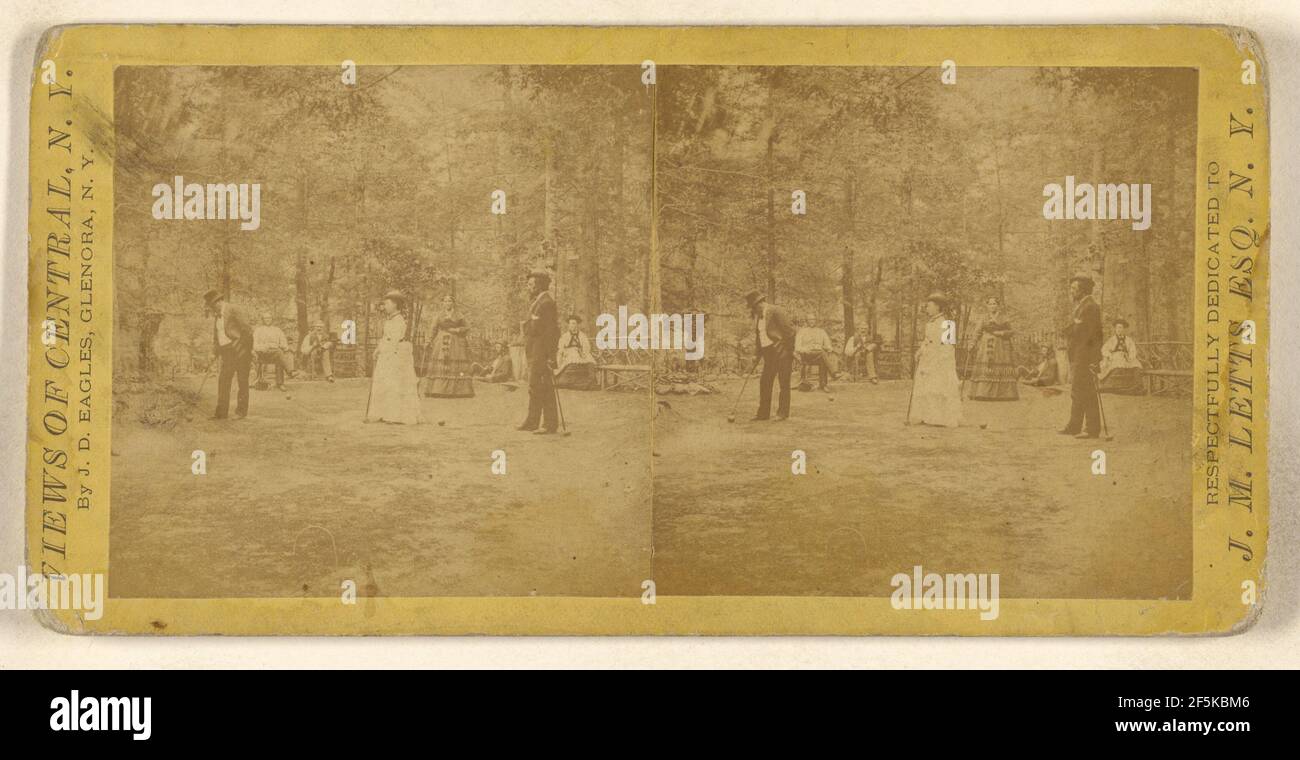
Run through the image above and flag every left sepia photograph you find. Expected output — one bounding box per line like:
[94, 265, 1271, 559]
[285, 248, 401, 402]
[109, 66, 655, 599]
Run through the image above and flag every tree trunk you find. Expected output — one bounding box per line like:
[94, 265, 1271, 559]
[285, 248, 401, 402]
[295, 172, 309, 342]
[444, 127, 456, 285]
[611, 98, 628, 309]
[498, 74, 524, 331]
[543, 129, 558, 261]
[644, 80, 657, 314]
[138, 311, 162, 374]
[220, 234, 232, 298]
[841, 169, 857, 337]
[764, 75, 777, 301]
[320, 256, 336, 328]
[582, 141, 602, 323]
[907, 262, 918, 370]
[868, 256, 883, 337]
[362, 260, 371, 376]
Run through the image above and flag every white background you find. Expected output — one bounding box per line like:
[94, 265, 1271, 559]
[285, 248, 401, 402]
[1, 0, 1295, 668]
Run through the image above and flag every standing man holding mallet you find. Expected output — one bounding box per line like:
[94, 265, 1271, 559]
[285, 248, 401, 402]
[744, 289, 796, 422]
[1059, 274, 1104, 439]
[517, 270, 562, 435]
[204, 289, 254, 421]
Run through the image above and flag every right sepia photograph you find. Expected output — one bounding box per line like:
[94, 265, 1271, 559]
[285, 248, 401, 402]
[649, 65, 1198, 600]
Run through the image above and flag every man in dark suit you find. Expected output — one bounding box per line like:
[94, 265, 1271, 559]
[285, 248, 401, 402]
[1060, 275, 1104, 438]
[204, 289, 254, 420]
[518, 270, 562, 434]
[746, 290, 797, 421]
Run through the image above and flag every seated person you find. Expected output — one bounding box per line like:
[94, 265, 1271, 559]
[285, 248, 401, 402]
[842, 329, 880, 384]
[554, 316, 597, 390]
[300, 321, 336, 382]
[1099, 318, 1145, 394]
[472, 342, 514, 383]
[253, 312, 296, 390]
[795, 316, 834, 392]
[1018, 345, 1060, 386]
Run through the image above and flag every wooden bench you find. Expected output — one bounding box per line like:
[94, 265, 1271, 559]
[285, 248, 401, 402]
[592, 347, 653, 392]
[598, 363, 652, 391]
[1143, 368, 1192, 396]
[1138, 341, 1192, 397]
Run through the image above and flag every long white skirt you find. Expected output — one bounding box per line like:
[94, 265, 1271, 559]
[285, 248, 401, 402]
[908, 344, 962, 427]
[367, 342, 422, 424]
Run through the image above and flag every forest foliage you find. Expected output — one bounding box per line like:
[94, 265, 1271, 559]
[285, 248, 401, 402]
[113, 65, 1196, 376]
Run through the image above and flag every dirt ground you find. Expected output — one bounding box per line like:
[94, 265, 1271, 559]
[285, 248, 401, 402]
[652, 378, 1192, 600]
[111, 375, 1191, 601]
[110, 377, 654, 598]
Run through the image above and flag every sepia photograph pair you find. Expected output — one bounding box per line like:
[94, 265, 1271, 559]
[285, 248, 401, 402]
[108, 61, 1197, 607]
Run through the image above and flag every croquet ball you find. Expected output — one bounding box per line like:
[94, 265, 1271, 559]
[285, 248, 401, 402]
[438, 420, 446, 426]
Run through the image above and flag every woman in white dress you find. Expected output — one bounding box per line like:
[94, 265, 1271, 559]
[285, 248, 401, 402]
[907, 292, 963, 428]
[365, 291, 422, 425]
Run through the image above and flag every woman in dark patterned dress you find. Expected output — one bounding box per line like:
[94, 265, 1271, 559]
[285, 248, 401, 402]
[966, 296, 1019, 401]
[421, 295, 475, 398]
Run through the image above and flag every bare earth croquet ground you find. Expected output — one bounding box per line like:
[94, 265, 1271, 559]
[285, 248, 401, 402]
[110, 377, 654, 598]
[652, 378, 1192, 600]
[111, 375, 1191, 601]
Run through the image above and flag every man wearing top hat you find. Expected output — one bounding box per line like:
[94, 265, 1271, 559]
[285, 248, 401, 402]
[518, 270, 562, 434]
[203, 289, 254, 420]
[1060, 274, 1104, 438]
[745, 289, 797, 421]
